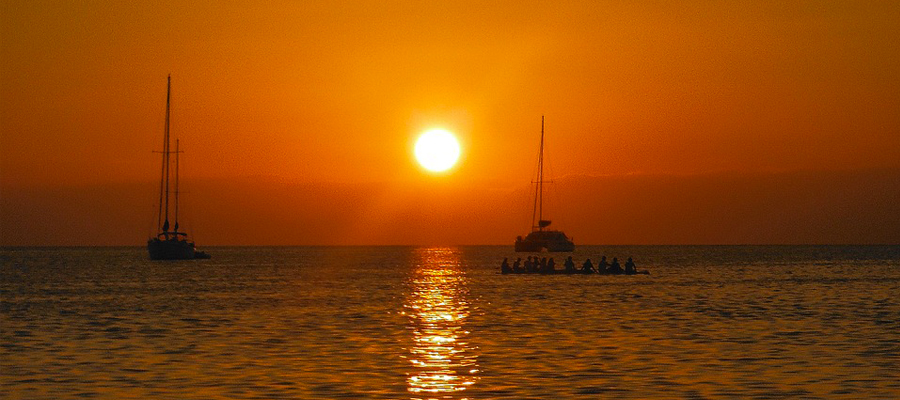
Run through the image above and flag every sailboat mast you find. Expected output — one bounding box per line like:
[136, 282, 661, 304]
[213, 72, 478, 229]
[156, 91, 166, 233]
[538, 116, 544, 230]
[174, 139, 180, 233]
[163, 75, 171, 235]
[531, 125, 539, 230]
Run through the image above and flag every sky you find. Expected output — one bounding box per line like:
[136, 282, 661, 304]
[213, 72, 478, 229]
[2, 1, 899, 245]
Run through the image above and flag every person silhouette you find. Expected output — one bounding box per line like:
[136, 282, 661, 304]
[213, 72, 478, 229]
[625, 257, 636, 274]
[546, 257, 556, 273]
[501, 257, 511, 273]
[564, 256, 575, 272]
[608, 257, 623, 274]
[513, 257, 522, 273]
[582, 258, 595, 273]
[597, 256, 609, 274]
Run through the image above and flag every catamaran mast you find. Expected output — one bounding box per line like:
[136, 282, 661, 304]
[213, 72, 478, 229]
[174, 138, 180, 234]
[531, 116, 546, 232]
[156, 75, 174, 237]
[163, 75, 172, 237]
[538, 115, 544, 231]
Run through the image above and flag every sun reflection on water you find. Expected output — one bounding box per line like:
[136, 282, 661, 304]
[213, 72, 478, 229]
[405, 247, 479, 399]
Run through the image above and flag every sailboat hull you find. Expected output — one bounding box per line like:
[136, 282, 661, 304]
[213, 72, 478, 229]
[515, 230, 575, 252]
[147, 238, 195, 260]
[514, 240, 544, 252]
[546, 241, 576, 252]
[514, 241, 575, 252]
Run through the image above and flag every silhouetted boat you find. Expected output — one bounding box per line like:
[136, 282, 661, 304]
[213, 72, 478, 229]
[501, 269, 649, 275]
[147, 76, 209, 260]
[514, 116, 575, 252]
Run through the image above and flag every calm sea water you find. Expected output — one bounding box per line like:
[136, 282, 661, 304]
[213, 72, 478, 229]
[2, 246, 899, 399]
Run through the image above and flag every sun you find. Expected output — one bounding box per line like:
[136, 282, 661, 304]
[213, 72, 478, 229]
[414, 129, 461, 172]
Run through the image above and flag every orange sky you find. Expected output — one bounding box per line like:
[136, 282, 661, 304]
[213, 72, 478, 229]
[2, 1, 899, 245]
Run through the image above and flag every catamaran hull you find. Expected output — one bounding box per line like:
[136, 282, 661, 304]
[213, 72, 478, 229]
[514, 240, 544, 252]
[514, 230, 575, 252]
[514, 241, 575, 252]
[547, 243, 576, 252]
[147, 238, 195, 260]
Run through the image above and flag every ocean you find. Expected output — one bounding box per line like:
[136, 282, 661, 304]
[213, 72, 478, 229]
[1, 245, 899, 399]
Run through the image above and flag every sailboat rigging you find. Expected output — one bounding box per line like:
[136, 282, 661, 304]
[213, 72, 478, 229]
[514, 116, 575, 252]
[147, 75, 209, 260]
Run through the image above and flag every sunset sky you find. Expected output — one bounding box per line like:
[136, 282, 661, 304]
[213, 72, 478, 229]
[2, 1, 899, 245]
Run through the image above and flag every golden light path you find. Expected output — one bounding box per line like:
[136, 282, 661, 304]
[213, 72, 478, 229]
[414, 129, 461, 172]
[404, 247, 479, 399]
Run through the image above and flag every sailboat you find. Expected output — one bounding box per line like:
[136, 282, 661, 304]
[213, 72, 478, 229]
[147, 76, 209, 260]
[514, 116, 575, 252]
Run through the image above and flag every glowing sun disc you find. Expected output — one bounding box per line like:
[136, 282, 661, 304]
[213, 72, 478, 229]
[415, 129, 460, 172]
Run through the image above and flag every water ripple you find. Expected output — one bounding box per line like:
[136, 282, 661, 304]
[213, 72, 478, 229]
[1, 245, 898, 399]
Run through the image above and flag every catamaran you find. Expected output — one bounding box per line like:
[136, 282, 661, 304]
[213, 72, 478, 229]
[514, 116, 575, 252]
[147, 76, 209, 260]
